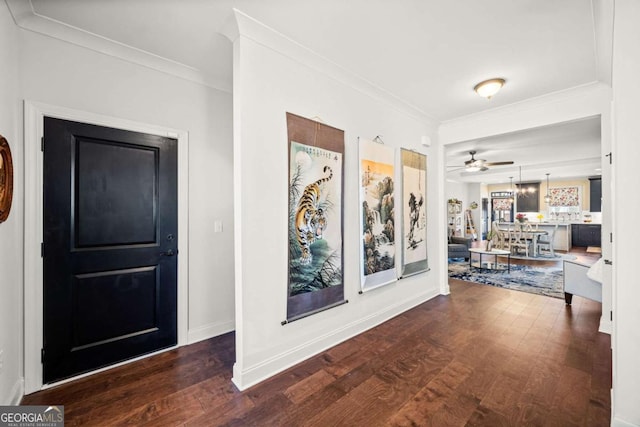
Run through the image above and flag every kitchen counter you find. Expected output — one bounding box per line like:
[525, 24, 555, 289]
[540, 221, 602, 225]
[535, 223, 571, 251]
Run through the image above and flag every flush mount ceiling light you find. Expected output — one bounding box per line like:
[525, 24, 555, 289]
[474, 78, 506, 99]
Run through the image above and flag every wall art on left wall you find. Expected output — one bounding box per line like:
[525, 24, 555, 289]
[286, 113, 346, 323]
[0, 134, 14, 223]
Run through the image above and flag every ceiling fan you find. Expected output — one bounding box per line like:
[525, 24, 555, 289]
[449, 150, 514, 172]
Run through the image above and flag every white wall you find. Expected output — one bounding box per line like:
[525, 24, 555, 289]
[446, 180, 469, 204]
[0, 1, 24, 405]
[446, 181, 485, 239]
[229, 12, 443, 389]
[611, 0, 640, 424]
[9, 20, 235, 396]
[466, 183, 483, 238]
[18, 28, 235, 341]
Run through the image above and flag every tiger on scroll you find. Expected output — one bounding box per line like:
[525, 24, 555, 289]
[295, 166, 332, 265]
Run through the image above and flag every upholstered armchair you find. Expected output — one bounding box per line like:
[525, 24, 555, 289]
[448, 236, 472, 260]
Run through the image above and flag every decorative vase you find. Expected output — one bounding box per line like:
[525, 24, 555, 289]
[486, 240, 493, 251]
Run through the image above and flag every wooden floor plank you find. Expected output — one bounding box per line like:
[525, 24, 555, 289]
[283, 369, 335, 404]
[21, 249, 610, 426]
[386, 359, 474, 426]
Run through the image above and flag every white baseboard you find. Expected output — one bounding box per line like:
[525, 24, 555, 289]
[187, 320, 235, 345]
[231, 289, 439, 390]
[612, 417, 639, 427]
[8, 378, 24, 405]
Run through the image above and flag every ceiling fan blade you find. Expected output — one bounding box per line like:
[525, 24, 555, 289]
[447, 167, 465, 172]
[484, 161, 514, 166]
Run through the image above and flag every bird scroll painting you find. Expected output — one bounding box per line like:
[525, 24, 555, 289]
[401, 149, 429, 277]
[359, 138, 397, 292]
[286, 113, 345, 323]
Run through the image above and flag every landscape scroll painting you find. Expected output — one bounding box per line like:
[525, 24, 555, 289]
[359, 138, 397, 292]
[401, 149, 428, 277]
[286, 113, 346, 322]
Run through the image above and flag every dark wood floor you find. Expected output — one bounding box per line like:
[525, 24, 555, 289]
[23, 248, 610, 426]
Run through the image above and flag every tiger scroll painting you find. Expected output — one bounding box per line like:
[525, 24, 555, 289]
[359, 137, 397, 292]
[286, 113, 345, 323]
[401, 149, 429, 277]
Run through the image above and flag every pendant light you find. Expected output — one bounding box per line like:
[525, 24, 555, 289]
[517, 166, 534, 197]
[544, 173, 552, 203]
[508, 176, 514, 203]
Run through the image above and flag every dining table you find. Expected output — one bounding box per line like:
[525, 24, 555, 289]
[498, 223, 549, 257]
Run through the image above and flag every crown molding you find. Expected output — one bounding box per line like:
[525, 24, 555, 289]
[439, 82, 612, 145]
[228, 9, 439, 127]
[5, 0, 231, 93]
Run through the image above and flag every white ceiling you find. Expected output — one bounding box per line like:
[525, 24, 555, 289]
[27, 0, 604, 121]
[19, 0, 608, 184]
[445, 116, 602, 184]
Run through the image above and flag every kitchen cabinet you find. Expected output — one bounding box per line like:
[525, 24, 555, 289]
[571, 224, 601, 247]
[515, 183, 540, 212]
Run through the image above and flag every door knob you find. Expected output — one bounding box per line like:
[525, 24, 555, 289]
[161, 249, 176, 257]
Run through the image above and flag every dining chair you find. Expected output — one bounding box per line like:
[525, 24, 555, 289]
[491, 221, 505, 249]
[502, 227, 512, 251]
[537, 223, 558, 257]
[523, 221, 537, 249]
[510, 222, 530, 257]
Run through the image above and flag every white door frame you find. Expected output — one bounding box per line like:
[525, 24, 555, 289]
[23, 101, 190, 394]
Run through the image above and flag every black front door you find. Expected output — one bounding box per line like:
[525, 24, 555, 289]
[43, 117, 178, 383]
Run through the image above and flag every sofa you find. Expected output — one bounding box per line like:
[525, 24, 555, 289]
[448, 236, 472, 260]
[563, 259, 603, 305]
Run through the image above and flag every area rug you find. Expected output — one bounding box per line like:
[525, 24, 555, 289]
[497, 253, 577, 261]
[586, 246, 602, 253]
[448, 261, 564, 299]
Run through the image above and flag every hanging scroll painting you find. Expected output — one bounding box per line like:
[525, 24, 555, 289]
[359, 137, 397, 292]
[400, 149, 428, 277]
[286, 113, 346, 323]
